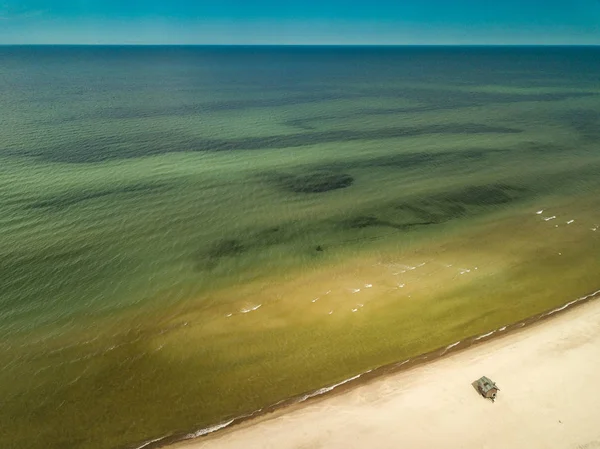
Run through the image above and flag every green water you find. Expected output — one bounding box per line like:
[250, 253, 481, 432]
[1, 46, 600, 449]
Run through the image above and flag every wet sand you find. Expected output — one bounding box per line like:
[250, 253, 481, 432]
[171, 297, 600, 449]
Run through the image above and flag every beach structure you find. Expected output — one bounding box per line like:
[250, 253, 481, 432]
[474, 376, 499, 402]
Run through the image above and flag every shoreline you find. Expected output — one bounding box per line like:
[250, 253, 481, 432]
[134, 287, 600, 449]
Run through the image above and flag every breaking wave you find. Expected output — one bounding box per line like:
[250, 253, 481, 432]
[299, 374, 363, 402]
[185, 420, 236, 439]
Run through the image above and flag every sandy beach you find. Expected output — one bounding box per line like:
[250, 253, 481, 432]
[171, 297, 600, 449]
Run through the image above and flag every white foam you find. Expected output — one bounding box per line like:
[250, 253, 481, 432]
[567, 219, 575, 224]
[328, 310, 333, 315]
[240, 304, 262, 313]
[351, 288, 361, 293]
[325, 290, 332, 294]
[134, 436, 167, 449]
[498, 326, 507, 332]
[474, 330, 495, 341]
[542, 290, 600, 316]
[312, 298, 319, 303]
[300, 374, 362, 402]
[358, 303, 364, 308]
[352, 308, 358, 312]
[544, 215, 556, 221]
[364, 284, 373, 288]
[442, 341, 461, 354]
[544, 298, 582, 316]
[185, 420, 235, 439]
[459, 269, 471, 275]
[398, 283, 405, 288]
[536, 210, 544, 215]
[226, 313, 232, 317]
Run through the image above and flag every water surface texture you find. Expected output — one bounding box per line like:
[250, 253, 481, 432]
[1, 46, 600, 449]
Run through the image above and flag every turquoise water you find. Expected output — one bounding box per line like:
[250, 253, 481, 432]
[1, 46, 600, 449]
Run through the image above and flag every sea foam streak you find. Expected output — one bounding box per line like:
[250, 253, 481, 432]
[543, 289, 600, 317]
[185, 420, 236, 439]
[300, 374, 362, 402]
[442, 341, 461, 354]
[474, 330, 495, 341]
[134, 436, 168, 449]
[240, 304, 261, 313]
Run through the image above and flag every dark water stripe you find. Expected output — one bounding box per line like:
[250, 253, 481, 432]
[38, 89, 598, 125]
[25, 182, 170, 210]
[11, 124, 522, 164]
[285, 91, 599, 130]
[131, 288, 600, 449]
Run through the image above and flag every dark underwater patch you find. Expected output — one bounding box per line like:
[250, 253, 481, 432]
[27, 182, 168, 210]
[207, 239, 245, 259]
[192, 182, 529, 271]
[276, 171, 354, 193]
[337, 183, 528, 236]
[440, 183, 526, 206]
[53, 87, 596, 126]
[389, 87, 598, 109]
[342, 214, 435, 231]
[16, 124, 521, 164]
[284, 90, 598, 131]
[196, 239, 246, 270]
[345, 215, 382, 229]
[50, 92, 360, 124]
[563, 109, 600, 140]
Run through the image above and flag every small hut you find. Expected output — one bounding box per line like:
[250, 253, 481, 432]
[474, 376, 499, 402]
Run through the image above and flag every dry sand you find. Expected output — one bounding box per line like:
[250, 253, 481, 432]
[173, 298, 600, 449]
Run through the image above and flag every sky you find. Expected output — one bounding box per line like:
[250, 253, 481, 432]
[1, 0, 600, 45]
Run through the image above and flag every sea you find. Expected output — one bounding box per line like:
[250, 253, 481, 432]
[1, 45, 599, 449]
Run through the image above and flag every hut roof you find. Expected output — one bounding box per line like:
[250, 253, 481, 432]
[476, 376, 499, 393]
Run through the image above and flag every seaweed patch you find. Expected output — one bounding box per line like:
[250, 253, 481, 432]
[276, 171, 354, 193]
[17, 124, 522, 164]
[27, 182, 169, 210]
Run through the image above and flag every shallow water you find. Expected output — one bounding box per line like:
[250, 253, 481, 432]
[1, 46, 599, 449]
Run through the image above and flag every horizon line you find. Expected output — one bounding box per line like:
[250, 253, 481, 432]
[1, 43, 600, 47]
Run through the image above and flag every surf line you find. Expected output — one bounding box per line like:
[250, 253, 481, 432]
[141, 288, 600, 449]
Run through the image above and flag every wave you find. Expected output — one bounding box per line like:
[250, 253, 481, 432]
[474, 330, 495, 341]
[133, 436, 169, 449]
[299, 374, 363, 402]
[240, 304, 261, 314]
[442, 341, 461, 354]
[543, 289, 600, 317]
[185, 419, 236, 439]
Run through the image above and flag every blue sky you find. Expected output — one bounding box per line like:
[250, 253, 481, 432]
[1, 0, 600, 45]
